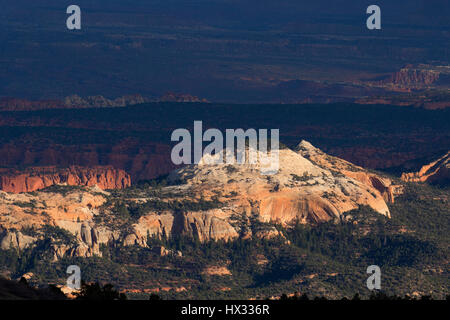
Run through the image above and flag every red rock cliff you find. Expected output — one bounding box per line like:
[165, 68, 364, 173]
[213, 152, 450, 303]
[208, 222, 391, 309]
[401, 151, 450, 185]
[0, 166, 131, 193]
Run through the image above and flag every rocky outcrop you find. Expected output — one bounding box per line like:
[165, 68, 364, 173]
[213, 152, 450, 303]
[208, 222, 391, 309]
[202, 266, 232, 276]
[64, 94, 149, 108]
[377, 64, 450, 90]
[296, 140, 403, 203]
[126, 209, 239, 244]
[151, 246, 182, 257]
[158, 92, 209, 103]
[0, 92, 207, 111]
[387, 66, 440, 88]
[0, 166, 131, 193]
[401, 151, 450, 185]
[0, 142, 400, 259]
[0, 95, 150, 111]
[0, 98, 64, 111]
[0, 186, 117, 259]
[169, 141, 395, 225]
[0, 230, 36, 250]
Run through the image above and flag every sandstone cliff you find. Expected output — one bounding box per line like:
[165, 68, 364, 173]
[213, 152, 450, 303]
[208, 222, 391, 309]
[401, 151, 450, 185]
[0, 142, 401, 260]
[387, 66, 440, 88]
[0, 186, 112, 260]
[168, 142, 395, 225]
[0, 166, 131, 193]
[296, 141, 403, 203]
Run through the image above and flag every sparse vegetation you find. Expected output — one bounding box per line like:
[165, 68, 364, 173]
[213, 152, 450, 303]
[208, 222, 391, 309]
[291, 172, 315, 182]
[0, 181, 447, 300]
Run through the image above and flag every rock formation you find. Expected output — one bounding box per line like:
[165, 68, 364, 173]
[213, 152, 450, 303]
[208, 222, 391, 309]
[0, 166, 131, 193]
[0, 186, 112, 259]
[387, 65, 440, 88]
[0, 98, 64, 111]
[0, 92, 208, 111]
[401, 151, 450, 185]
[0, 95, 150, 111]
[158, 92, 209, 103]
[168, 141, 394, 225]
[296, 141, 403, 203]
[0, 230, 36, 251]
[64, 94, 150, 108]
[0, 142, 402, 260]
[378, 64, 450, 89]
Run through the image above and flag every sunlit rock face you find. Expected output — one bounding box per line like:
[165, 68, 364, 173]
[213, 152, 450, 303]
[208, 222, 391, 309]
[0, 166, 131, 193]
[0, 141, 398, 259]
[169, 140, 394, 224]
[401, 151, 450, 185]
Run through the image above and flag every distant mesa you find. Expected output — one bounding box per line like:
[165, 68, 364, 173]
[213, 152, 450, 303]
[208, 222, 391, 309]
[158, 92, 209, 103]
[356, 64, 450, 109]
[384, 64, 441, 88]
[368, 64, 450, 89]
[63, 94, 149, 108]
[0, 92, 208, 111]
[0, 97, 64, 111]
[0, 95, 147, 111]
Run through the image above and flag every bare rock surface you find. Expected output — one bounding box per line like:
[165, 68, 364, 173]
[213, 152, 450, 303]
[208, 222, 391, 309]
[0, 142, 400, 259]
[0, 166, 131, 193]
[401, 151, 450, 185]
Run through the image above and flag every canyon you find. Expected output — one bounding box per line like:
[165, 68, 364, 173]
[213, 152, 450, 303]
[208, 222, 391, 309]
[0, 0, 448, 300]
[0, 103, 448, 185]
